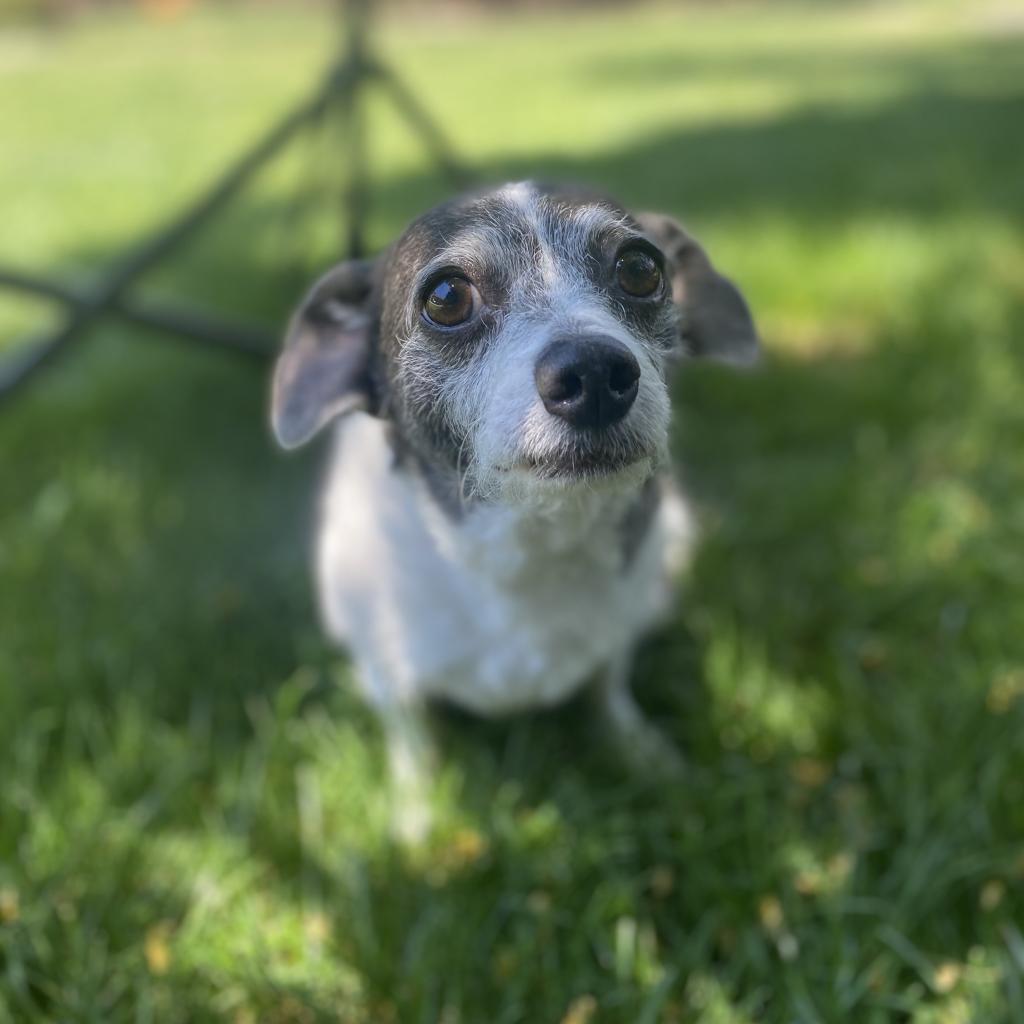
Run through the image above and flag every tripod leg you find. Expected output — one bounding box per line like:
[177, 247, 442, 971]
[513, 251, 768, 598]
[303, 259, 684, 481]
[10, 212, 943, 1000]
[0, 267, 272, 359]
[373, 62, 474, 191]
[336, 71, 370, 260]
[0, 65, 346, 403]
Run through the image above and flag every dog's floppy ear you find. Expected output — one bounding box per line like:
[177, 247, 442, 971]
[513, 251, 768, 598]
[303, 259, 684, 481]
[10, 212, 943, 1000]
[271, 258, 378, 449]
[636, 212, 759, 365]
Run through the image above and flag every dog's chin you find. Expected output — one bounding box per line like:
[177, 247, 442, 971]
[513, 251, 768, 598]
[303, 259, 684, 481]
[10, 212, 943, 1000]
[524, 450, 650, 482]
[489, 445, 659, 505]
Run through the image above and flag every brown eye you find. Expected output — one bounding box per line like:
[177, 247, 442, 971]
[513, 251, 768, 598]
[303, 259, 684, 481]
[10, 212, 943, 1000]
[615, 249, 662, 298]
[423, 276, 477, 327]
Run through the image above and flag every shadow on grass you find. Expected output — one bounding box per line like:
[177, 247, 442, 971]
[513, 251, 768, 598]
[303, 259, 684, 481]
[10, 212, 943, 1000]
[11, 71, 1021, 361]
[494, 87, 1024, 223]
[290, 269, 1023, 1020]
[577, 32, 1024, 94]
[2, 67, 1024, 1020]
[5, 66, 1018, 701]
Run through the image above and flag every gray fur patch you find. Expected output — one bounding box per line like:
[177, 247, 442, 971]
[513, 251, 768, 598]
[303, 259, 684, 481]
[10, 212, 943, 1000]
[619, 474, 662, 567]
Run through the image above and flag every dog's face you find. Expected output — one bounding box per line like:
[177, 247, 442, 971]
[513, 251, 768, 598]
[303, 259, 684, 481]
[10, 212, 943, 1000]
[272, 182, 758, 503]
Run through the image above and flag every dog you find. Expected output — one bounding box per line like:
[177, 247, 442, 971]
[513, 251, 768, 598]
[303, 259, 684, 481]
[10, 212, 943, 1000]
[271, 181, 758, 838]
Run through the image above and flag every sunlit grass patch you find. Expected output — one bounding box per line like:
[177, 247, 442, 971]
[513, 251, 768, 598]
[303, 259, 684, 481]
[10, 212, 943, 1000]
[2, 1, 1024, 1020]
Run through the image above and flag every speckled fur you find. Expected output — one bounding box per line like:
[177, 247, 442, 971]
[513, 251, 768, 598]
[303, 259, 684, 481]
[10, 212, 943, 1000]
[270, 181, 758, 838]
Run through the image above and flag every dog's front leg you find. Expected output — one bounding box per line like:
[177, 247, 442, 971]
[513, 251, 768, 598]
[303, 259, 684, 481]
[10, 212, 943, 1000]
[376, 698, 436, 844]
[595, 648, 686, 778]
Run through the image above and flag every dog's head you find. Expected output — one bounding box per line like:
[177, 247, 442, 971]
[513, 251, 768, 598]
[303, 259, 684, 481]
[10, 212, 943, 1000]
[271, 182, 758, 503]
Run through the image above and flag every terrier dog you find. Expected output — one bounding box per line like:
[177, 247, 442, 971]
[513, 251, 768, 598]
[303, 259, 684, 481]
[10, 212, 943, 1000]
[271, 182, 758, 837]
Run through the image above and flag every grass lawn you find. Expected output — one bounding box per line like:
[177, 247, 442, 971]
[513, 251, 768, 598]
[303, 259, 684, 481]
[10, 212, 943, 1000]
[2, 2, 1024, 1020]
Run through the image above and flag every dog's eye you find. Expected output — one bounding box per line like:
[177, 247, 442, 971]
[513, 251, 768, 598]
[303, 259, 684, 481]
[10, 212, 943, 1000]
[615, 249, 662, 298]
[422, 276, 477, 327]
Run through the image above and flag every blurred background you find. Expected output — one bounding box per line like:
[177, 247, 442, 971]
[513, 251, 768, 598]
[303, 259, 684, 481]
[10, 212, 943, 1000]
[1, 0, 1023, 1020]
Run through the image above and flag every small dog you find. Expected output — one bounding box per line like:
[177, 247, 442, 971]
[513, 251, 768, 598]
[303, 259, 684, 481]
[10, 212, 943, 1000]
[271, 182, 757, 837]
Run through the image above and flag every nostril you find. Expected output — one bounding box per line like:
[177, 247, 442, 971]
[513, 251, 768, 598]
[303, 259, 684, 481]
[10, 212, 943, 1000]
[550, 371, 583, 404]
[608, 361, 639, 397]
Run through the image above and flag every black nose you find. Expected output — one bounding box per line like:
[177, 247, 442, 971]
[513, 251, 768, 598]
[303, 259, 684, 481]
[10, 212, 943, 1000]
[534, 335, 641, 429]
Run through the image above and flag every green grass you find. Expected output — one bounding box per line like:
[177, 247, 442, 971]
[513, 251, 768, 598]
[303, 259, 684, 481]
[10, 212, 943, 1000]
[2, 2, 1024, 1020]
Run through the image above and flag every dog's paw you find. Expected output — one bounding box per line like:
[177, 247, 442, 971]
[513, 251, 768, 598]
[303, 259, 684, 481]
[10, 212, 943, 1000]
[391, 791, 433, 846]
[381, 702, 436, 846]
[389, 765, 434, 846]
[597, 679, 687, 780]
[614, 717, 687, 780]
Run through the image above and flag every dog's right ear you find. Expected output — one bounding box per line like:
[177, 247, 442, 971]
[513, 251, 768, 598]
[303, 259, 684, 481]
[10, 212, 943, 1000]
[271, 258, 378, 450]
[636, 212, 759, 366]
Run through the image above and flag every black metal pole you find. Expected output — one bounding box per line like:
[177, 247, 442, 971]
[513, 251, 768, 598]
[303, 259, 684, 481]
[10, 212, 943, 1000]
[373, 57, 474, 191]
[0, 268, 273, 360]
[338, 0, 370, 259]
[0, 62, 348, 401]
[0, 0, 472, 405]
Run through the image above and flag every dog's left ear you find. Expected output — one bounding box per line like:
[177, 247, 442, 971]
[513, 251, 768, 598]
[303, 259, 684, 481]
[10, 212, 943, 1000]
[271, 258, 379, 450]
[636, 212, 759, 365]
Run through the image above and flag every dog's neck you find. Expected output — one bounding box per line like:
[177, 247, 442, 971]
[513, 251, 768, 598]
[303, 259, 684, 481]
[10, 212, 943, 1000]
[389, 430, 662, 580]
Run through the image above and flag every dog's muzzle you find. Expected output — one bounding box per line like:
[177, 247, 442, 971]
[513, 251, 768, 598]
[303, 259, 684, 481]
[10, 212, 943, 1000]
[534, 334, 640, 431]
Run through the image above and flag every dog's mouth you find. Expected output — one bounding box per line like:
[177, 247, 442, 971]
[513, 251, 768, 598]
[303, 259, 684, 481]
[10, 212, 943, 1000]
[524, 450, 644, 480]
[506, 438, 657, 482]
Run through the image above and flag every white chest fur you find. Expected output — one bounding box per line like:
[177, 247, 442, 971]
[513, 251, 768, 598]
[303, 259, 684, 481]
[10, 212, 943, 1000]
[315, 414, 692, 716]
